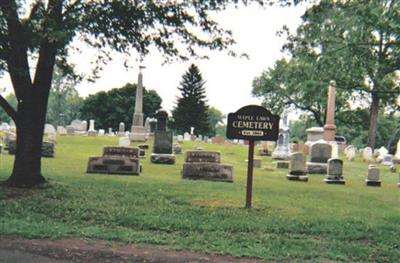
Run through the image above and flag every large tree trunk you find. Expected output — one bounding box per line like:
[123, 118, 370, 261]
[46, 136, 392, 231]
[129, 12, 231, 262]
[1, 0, 60, 188]
[367, 93, 380, 149]
[6, 92, 48, 187]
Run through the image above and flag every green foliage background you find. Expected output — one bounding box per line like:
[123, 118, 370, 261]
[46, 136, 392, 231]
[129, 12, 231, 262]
[80, 83, 162, 131]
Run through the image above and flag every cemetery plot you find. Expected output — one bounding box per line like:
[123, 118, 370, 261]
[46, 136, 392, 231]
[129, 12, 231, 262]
[182, 151, 233, 182]
[87, 146, 141, 175]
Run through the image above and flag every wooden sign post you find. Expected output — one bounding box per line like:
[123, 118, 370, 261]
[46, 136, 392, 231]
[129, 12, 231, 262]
[226, 105, 279, 208]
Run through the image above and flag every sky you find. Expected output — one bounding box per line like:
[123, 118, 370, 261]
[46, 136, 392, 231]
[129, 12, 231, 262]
[0, 3, 307, 116]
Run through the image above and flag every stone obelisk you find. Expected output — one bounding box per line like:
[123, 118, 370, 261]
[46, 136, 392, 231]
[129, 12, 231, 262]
[129, 66, 147, 142]
[323, 80, 337, 141]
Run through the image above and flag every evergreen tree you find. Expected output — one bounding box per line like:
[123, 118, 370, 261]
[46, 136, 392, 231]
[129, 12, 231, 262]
[172, 64, 211, 135]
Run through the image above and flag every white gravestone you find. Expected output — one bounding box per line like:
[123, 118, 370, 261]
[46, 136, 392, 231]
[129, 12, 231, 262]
[272, 111, 291, 160]
[395, 139, 400, 161]
[87, 119, 97, 136]
[118, 122, 125, 136]
[57, 126, 67, 135]
[183, 132, 190, 141]
[376, 146, 388, 163]
[345, 145, 356, 161]
[362, 147, 373, 162]
[1, 122, 10, 131]
[381, 154, 393, 166]
[44, 124, 56, 135]
[119, 137, 130, 147]
[177, 135, 184, 143]
[330, 142, 339, 159]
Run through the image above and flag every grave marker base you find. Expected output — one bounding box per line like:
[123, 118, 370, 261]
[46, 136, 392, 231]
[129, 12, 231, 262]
[306, 162, 328, 174]
[324, 178, 346, 185]
[366, 180, 381, 187]
[286, 174, 308, 182]
[150, 153, 175, 164]
[276, 161, 289, 169]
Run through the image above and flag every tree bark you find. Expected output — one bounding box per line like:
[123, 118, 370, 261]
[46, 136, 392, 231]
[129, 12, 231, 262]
[6, 90, 48, 187]
[1, 0, 61, 187]
[367, 92, 380, 149]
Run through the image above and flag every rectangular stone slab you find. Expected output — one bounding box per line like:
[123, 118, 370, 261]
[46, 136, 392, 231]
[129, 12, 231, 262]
[185, 151, 221, 163]
[310, 142, 332, 163]
[87, 156, 140, 175]
[103, 146, 139, 158]
[182, 163, 233, 182]
[151, 153, 176, 164]
[153, 130, 173, 154]
[306, 162, 328, 174]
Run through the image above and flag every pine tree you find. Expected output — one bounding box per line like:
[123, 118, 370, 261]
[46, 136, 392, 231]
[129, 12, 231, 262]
[172, 64, 211, 135]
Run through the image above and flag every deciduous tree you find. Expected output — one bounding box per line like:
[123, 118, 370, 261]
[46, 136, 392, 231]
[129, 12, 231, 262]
[254, 0, 400, 148]
[80, 83, 161, 131]
[46, 67, 83, 126]
[0, 0, 298, 187]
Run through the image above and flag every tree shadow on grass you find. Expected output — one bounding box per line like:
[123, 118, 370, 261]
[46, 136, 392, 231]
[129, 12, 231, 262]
[0, 180, 51, 201]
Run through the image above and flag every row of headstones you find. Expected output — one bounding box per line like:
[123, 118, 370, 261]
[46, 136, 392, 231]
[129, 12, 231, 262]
[62, 120, 156, 137]
[344, 145, 397, 168]
[0, 122, 56, 157]
[287, 152, 388, 187]
[88, 111, 174, 174]
[359, 146, 396, 164]
[174, 134, 241, 145]
[87, 146, 234, 183]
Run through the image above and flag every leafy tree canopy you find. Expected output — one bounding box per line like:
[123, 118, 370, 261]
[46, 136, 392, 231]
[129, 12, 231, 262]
[253, 0, 400, 148]
[46, 67, 83, 126]
[208, 106, 225, 135]
[0, 0, 303, 186]
[80, 83, 161, 131]
[0, 93, 17, 123]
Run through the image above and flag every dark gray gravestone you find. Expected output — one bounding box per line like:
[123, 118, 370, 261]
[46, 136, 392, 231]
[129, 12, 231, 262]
[182, 150, 233, 182]
[87, 146, 141, 175]
[185, 151, 220, 163]
[151, 110, 175, 164]
[149, 120, 157, 133]
[324, 158, 345, 184]
[153, 131, 173, 154]
[310, 142, 332, 163]
[306, 141, 332, 174]
[182, 163, 233, 182]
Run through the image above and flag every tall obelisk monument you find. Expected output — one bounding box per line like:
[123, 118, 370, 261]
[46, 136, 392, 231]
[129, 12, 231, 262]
[129, 66, 147, 142]
[323, 80, 337, 141]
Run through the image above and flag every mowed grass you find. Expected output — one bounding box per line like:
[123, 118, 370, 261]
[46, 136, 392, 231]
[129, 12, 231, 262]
[0, 136, 399, 262]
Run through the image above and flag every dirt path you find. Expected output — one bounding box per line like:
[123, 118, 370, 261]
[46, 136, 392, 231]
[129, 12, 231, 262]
[0, 237, 267, 263]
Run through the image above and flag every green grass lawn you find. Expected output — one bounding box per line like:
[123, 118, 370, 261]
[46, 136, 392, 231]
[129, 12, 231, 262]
[0, 136, 399, 262]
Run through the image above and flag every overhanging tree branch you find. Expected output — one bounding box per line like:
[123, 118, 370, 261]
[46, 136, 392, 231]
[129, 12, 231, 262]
[33, 0, 63, 92]
[0, 94, 17, 122]
[0, 0, 31, 101]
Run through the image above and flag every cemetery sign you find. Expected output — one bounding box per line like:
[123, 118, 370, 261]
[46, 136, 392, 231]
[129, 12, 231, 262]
[226, 105, 280, 209]
[226, 105, 279, 141]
